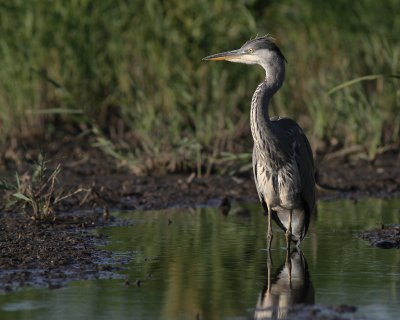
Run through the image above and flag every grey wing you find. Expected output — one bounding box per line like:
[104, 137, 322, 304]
[293, 126, 316, 215]
[273, 117, 316, 215]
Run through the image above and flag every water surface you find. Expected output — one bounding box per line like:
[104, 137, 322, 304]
[0, 198, 399, 319]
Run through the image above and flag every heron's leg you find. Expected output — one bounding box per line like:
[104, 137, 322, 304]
[285, 210, 293, 251]
[267, 248, 273, 292]
[267, 205, 273, 250]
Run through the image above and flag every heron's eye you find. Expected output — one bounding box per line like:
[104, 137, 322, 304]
[247, 48, 254, 54]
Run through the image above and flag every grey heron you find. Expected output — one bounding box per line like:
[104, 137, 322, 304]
[203, 36, 315, 249]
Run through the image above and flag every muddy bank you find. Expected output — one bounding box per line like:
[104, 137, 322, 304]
[51, 151, 400, 211]
[1, 142, 399, 213]
[0, 212, 130, 292]
[253, 304, 363, 320]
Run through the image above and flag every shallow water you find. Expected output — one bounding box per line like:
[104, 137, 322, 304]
[1, 198, 399, 320]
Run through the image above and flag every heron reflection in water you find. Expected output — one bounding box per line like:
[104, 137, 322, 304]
[254, 249, 314, 319]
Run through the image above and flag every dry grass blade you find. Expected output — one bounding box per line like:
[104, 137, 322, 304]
[26, 109, 84, 115]
[55, 187, 90, 204]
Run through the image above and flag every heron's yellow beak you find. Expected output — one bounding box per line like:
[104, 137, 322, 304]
[203, 50, 241, 61]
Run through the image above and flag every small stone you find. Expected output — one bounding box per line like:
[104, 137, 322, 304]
[219, 197, 231, 215]
[375, 240, 396, 249]
[124, 276, 130, 287]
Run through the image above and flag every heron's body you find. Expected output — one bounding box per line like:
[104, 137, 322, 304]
[204, 36, 315, 248]
[251, 83, 315, 245]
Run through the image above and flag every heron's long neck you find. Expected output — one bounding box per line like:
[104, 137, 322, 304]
[250, 81, 279, 150]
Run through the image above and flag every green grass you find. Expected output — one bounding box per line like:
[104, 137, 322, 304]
[0, 0, 399, 173]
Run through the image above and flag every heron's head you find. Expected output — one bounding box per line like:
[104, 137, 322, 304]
[203, 36, 286, 84]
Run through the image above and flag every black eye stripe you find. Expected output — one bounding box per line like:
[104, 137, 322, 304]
[241, 37, 287, 62]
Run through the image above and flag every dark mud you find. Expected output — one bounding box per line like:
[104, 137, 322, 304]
[254, 304, 363, 320]
[1, 140, 399, 212]
[0, 141, 399, 293]
[360, 224, 400, 249]
[316, 150, 400, 199]
[0, 212, 130, 292]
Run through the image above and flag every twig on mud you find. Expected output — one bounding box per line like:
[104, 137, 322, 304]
[322, 145, 365, 162]
[322, 143, 399, 163]
[78, 187, 94, 206]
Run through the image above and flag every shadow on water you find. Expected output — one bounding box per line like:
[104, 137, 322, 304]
[0, 198, 399, 320]
[254, 249, 314, 319]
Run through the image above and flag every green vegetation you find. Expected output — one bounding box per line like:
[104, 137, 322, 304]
[0, 155, 87, 219]
[0, 0, 399, 173]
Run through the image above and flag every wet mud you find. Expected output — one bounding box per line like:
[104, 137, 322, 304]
[360, 224, 400, 249]
[253, 304, 363, 320]
[0, 212, 130, 292]
[1, 142, 399, 212]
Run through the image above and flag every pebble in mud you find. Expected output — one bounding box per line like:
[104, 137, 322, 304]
[124, 276, 130, 287]
[219, 197, 231, 215]
[375, 240, 398, 249]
